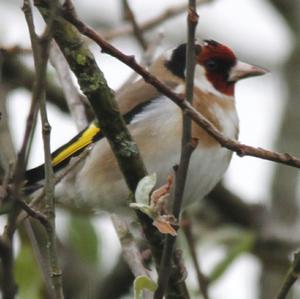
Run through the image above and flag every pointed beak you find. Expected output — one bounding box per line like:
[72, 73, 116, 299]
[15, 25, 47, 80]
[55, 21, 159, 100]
[228, 60, 268, 82]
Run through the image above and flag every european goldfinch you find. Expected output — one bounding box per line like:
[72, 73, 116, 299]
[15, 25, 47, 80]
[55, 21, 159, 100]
[25, 40, 267, 212]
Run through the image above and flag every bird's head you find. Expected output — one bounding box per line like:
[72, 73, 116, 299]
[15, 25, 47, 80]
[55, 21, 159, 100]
[164, 40, 268, 97]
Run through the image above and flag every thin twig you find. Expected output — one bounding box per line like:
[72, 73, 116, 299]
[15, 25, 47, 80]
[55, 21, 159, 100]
[276, 251, 300, 299]
[154, 2, 198, 298]
[61, 5, 300, 170]
[24, 219, 56, 299]
[122, 0, 147, 49]
[17, 199, 49, 227]
[104, 0, 211, 40]
[24, 0, 65, 298]
[11, 3, 40, 187]
[0, 1, 43, 297]
[182, 215, 209, 299]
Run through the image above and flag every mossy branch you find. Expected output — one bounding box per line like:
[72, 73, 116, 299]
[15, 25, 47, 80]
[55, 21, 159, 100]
[34, 1, 188, 298]
[35, 0, 146, 191]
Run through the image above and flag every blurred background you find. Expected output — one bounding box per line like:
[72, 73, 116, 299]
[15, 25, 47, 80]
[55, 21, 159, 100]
[0, 0, 300, 298]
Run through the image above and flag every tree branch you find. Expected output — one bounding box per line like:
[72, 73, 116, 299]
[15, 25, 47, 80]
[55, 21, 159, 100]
[110, 214, 151, 278]
[61, 4, 300, 170]
[49, 29, 150, 290]
[155, 2, 198, 298]
[275, 250, 300, 299]
[23, 0, 64, 297]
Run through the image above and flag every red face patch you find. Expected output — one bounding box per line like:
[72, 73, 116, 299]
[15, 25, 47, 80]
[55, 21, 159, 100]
[197, 40, 237, 96]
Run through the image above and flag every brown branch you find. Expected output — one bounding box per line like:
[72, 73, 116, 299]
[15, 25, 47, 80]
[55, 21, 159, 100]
[122, 0, 147, 49]
[17, 199, 49, 227]
[154, 2, 198, 299]
[276, 251, 300, 299]
[104, 0, 211, 40]
[61, 5, 300, 170]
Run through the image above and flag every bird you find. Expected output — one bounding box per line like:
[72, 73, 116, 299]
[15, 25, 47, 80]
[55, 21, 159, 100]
[25, 40, 267, 213]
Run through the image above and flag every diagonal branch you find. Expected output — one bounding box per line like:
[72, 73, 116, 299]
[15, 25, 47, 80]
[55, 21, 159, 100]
[276, 251, 300, 299]
[61, 5, 300, 170]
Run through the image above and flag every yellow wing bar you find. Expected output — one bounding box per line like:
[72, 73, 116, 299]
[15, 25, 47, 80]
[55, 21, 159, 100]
[52, 122, 101, 167]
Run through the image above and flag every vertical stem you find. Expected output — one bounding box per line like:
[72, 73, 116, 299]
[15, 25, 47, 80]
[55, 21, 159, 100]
[154, 2, 198, 299]
[23, 0, 64, 298]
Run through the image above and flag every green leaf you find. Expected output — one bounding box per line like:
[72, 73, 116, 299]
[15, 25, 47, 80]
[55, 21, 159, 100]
[15, 243, 43, 299]
[135, 173, 157, 204]
[68, 214, 99, 265]
[133, 275, 157, 299]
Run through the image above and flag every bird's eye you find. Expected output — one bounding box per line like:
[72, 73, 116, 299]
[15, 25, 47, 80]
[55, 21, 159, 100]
[205, 60, 218, 71]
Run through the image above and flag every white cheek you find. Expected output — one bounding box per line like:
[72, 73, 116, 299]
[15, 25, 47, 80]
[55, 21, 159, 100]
[194, 64, 215, 93]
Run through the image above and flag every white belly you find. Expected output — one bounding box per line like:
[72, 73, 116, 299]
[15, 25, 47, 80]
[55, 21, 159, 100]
[183, 146, 232, 206]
